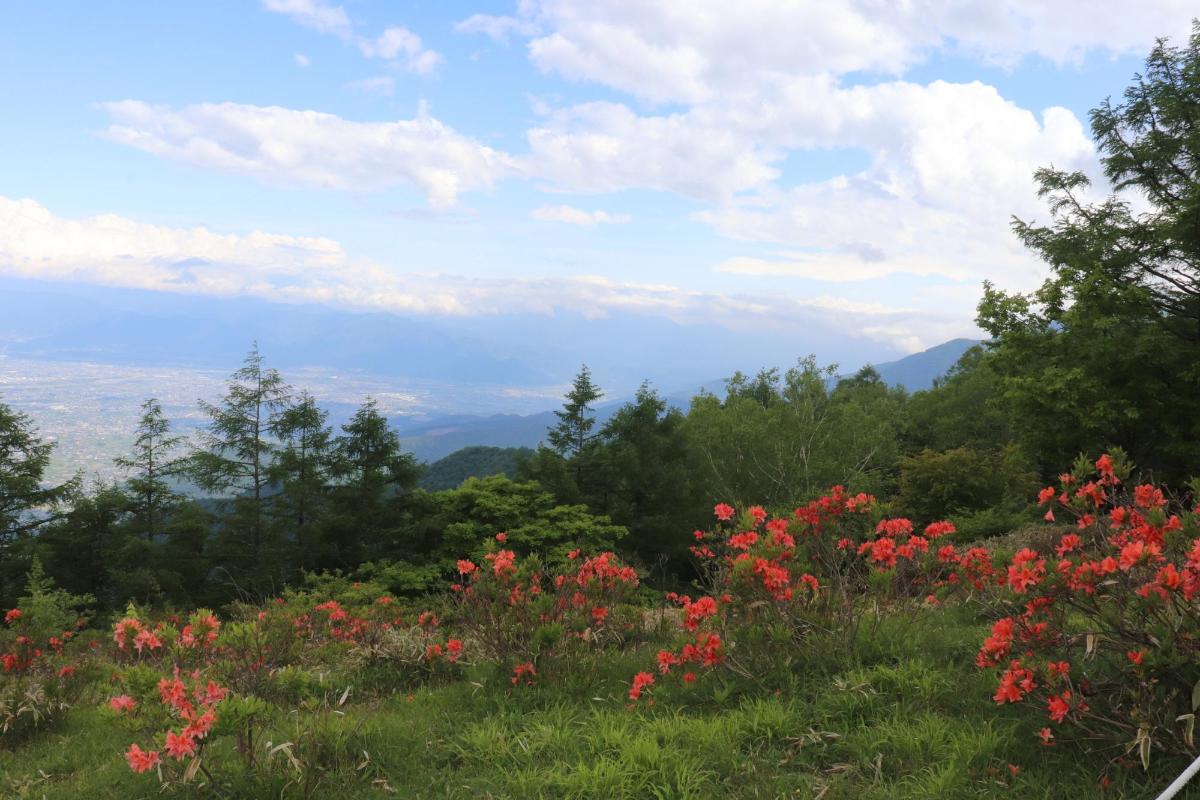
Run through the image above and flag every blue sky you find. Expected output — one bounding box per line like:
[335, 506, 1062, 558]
[0, 2, 1194, 358]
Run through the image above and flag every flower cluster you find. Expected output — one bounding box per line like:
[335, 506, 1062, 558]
[112, 617, 163, 655]
[123, 669, 229, 775]
[449, 537, 643, 667]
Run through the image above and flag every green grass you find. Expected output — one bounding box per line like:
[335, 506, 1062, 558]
[3, 604, 1197, 799]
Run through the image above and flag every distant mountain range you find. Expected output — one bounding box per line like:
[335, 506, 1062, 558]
[0, 277, 911, 402]
[0, 277, 980, 479]
[397, 338, 979, 462]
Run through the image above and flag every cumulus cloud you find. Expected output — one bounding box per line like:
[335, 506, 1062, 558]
[293, 53, 311, 68]
[531, 205, 630, 225]
[518, 75, 1095, 287]
[357, 26, 443, 74]
[0, 195, 966, 351]
[264, 1, 442, 74]
[525, 102, 779, 200]
[695, 80, 1096, 290]
[479, 0, 1195, 104]
[100, 101, 519, 209]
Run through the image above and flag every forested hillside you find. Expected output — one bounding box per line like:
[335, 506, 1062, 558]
[417, 446, 533, 491]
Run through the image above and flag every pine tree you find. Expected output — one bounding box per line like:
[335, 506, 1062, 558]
[115, 398, 185, 541]
[325, 399, 420, 568]
[548, 365, 604, 458]
[188, 345, 290, 589]
[0, 400, 76, 547]
[269, 391, 332, 569]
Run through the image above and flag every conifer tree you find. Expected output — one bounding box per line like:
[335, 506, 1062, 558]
[325, 399, 420, 567]
[115, 398, 185, 541]
[548, 365, 604, 458]
[189, 345, 290, 589]
[270, 391, 332, 569]
[0, 400, 75, 547]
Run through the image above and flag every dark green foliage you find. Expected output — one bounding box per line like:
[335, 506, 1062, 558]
[895, 446, 1038, 535]
[903, 346, 1013, 453]
[547, 364, 603, 458]
[978, 280, 1200, 481]
[29, 485, 131, 606]
[0, 400, 75, 546]
[322, 398, 421, 570]
[399, 474, 626, 568]
[269, 391, 333, 571]
[595, 384, 703, 575]
[418, 446, 533, 491]
[980, 26, 1200, 481]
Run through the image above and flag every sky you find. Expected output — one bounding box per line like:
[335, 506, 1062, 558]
[0, 1, 1196, 357]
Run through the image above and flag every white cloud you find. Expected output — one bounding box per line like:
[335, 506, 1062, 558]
[493, 1, 1195, 104]
[695, 80, 1096, 290]
[357, 26, 443, 74]
[263, 0, 352, 40]
[454, 12, 541, 42]
[0, 195, 968, 351]
[345, 76, 395, 96]
[525, 102, 778, 200]
[715, 253, 967, 283]
[531, 204, 630, 225]
[264, 1, 442, 74]
[522, 1, 914, 105]
[517, 74, 1095, 288]
[100, 101, 520, 209]
[294, 53, 311, 68]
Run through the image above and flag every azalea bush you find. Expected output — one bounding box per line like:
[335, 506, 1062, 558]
[2, 559, 91, 676]
[639, 491, 959, 698]
[954, 453, 1200, 766]
[447, 533, 643, 677]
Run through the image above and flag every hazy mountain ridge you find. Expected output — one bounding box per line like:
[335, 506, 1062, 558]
[397, 338, 980, 462]
[0, 278, 978, 479]
[0, 277, 911, 394]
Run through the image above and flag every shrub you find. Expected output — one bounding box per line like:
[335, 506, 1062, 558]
[638, 494, 958, 698]
[448, 534, 642, 674]
[896, 445, 1037, 527]
[956, 452, 1200, 767]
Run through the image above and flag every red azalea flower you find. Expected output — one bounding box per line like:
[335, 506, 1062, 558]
[125, 743, 160, 773]
[1047, 691, 1072, 723]
[164, 729, 197, 761]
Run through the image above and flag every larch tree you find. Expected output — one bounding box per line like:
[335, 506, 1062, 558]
[189, 345, 291, 589]
[115, 398, 186, 541]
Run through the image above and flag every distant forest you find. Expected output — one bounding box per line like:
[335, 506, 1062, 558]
[418, 446, 533, 492]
